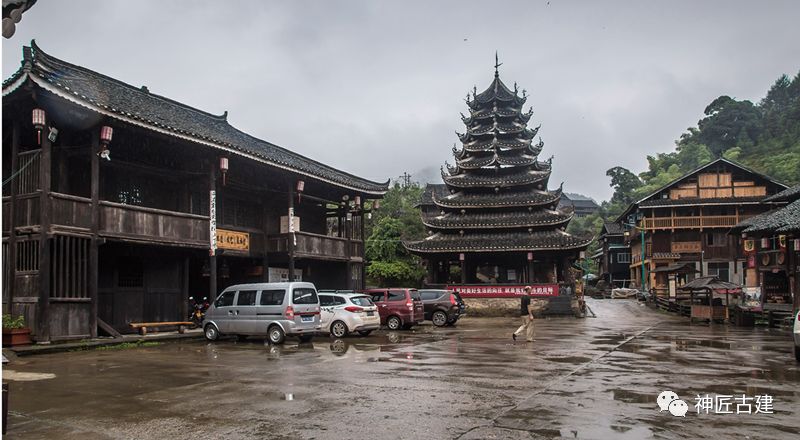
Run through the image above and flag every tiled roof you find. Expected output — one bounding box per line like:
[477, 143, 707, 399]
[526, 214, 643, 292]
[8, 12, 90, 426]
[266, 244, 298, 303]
[419, 184, 450, 206]
[433, 187, 562, 209]
[602, 221, 624, 235]
[442, 168, 550, 188]
[404, 230, 592, 253]
[743, 199, 800, 234]
[3, 41, 388, 195]
[762, 184, 800, 203]
[422, 209, 572, 230]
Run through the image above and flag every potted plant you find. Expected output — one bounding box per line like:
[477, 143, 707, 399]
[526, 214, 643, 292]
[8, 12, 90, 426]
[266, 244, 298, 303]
[2, 314, 32, 346]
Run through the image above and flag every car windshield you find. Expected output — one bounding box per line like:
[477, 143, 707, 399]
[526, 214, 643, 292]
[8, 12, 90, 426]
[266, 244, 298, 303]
[350, 296, 374, 307]
[292, 288, 318, 305]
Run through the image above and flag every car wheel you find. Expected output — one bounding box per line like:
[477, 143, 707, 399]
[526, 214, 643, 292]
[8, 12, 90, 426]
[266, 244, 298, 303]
[298, 335, 313, 343]
[432, 310, 448, 327]
[387, 316, 402, 330]
[331, 320, 348, 338]
[204, 324, 219, 341]
[357, 330, 372, 336]
[268, 325, 286, 345]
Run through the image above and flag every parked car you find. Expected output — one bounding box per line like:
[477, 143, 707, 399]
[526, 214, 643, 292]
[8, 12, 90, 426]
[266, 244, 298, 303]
[203, 282, 321, 344]
[419, 289, 465, 326]
[362, 288, 424, 330]
[794, 308, 800, 362]
[318, 292, 381, 337]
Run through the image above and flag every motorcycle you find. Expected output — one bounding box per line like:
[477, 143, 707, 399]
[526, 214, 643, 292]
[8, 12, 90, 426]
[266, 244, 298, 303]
[188, 296, 209, 328]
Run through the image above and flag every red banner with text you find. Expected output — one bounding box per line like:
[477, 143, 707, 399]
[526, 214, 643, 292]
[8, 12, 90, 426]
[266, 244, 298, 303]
[446, 284, 558, 298]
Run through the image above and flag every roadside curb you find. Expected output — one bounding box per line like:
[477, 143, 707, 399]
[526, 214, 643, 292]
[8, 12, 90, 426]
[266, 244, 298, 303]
[3, 330, 204, 357]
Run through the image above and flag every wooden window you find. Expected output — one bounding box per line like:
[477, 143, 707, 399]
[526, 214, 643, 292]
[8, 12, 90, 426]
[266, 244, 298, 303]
[705, 233, 727, 247]
[190, 191, 209, 216]
[117, 257, 144, 288]
[616, 253, 631, 264]
[15, 240, 39, 272]
[50, 235, 90, 299]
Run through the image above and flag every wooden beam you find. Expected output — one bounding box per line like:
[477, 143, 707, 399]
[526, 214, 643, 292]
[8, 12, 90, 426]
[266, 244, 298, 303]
[96, 317, 121, 338]
[7, 120, 20, 317]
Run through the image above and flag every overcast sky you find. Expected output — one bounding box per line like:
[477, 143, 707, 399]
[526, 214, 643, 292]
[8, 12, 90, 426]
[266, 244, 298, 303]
[3, 1, 799, 201]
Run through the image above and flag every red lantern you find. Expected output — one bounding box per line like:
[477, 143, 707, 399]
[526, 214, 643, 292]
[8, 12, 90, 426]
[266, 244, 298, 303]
[32, 108, 45, 145]
[373, 200, 380, 210]
[100, 126, 113, 144]
[354, 195, 361, 206]
[219, 157, 229, 186]
[527, 252, 533, 261]
[296, 180, 305, 192]
[761, 238, 770, 249]
[459, 253, 465, 261]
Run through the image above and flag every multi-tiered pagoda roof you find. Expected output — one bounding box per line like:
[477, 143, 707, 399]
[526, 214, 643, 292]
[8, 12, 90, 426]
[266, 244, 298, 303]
[405, 68, 591, 254]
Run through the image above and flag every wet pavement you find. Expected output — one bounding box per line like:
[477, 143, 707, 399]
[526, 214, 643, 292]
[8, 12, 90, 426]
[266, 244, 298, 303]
[3, 299, 799, 439]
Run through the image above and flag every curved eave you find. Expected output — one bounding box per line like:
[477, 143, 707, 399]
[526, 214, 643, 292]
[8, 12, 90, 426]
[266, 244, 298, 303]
[441, 169, 550, 188]
[421, 212, 573, 230]
[8, 44, 389, 196]
[433, 188, 563, 209]
[403, 232, 593, 254]
[455, 154, 538, 170]
[464, 109, 531, 125]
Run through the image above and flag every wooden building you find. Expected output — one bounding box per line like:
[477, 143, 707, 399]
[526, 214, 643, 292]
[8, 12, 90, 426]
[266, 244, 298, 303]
[592, 221, 631, 287]
[405, 65, 590, 307]
[616, 158, 786, 292]
[2, 42, 388, 341]
[732, 184, 800, 313]
[558, 192, 600, 218]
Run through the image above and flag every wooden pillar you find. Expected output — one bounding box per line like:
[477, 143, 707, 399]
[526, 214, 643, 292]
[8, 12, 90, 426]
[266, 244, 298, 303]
[287, 186, 295, 282]
[261, 201, 270, 282]
[344, 204, 352, 290]
[460, 254, 467, 285]
[209, 165, 217, 300]
[36, 128, 52, 341]
[181, 257, 189, 319]
[7, 120, 20, 317]
[426, 258, 435, 286]
[89, 127, 100, 338]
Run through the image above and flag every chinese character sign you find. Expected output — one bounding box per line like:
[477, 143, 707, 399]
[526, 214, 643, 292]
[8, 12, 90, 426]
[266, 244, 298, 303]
[445, 284, 558, 298]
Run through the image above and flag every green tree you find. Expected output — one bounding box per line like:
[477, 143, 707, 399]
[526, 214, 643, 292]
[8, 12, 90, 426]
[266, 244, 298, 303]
[606, 166, 642, 206]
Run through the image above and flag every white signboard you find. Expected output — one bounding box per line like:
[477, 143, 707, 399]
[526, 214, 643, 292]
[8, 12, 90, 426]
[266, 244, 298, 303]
[209, 190, 217, 255]
[268, 267, 303, 282]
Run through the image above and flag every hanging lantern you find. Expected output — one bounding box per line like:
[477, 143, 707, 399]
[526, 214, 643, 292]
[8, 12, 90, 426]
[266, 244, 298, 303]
[794, 239, 800, 252]
[527, 252, 533, 261]
[32, 108, 46, 145]
[354, 195, 361, 206]
[296, 180, 305, 192]
[98, 125, 113, 161]
[459, 253, 465, 261]
[219, 157, 229, 186]
[761, 237, 770, 249]
[373, 200, 380, 210]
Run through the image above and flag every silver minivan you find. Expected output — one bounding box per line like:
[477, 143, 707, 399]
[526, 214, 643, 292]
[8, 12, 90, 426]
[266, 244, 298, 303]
[203, 282, 321, 344]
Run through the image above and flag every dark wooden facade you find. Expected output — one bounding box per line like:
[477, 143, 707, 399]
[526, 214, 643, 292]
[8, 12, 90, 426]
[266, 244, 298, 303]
[592, 222, 630, 287]
[617, 159, 787, 292]
[2, 42, 387, 340]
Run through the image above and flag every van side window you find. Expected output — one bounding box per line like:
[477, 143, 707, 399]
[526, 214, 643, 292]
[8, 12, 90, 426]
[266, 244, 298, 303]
[237, 290, 257, 306]
[260, 290, 285, 306]
[292, 288, 318, 305]
[388, 291, 405, 302]
[216, 291, 235, 307]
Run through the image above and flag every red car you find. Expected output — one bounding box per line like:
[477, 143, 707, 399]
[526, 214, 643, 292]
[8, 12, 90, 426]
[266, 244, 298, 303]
[362, 288, 425, 330]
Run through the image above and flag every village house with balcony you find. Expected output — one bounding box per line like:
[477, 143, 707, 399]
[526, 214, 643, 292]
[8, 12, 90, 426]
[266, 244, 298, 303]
[2, 42, 388, 341]
[614, 158, 787, 292]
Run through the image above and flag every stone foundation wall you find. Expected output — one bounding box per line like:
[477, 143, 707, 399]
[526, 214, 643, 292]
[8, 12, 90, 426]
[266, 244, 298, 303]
[464, 298, 551, 317]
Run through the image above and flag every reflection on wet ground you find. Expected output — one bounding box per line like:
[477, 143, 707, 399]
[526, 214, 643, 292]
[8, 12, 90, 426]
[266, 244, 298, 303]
[3, 298, 799, 439]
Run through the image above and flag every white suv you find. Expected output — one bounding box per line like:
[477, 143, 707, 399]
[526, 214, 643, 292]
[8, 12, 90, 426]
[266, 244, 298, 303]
[318, 292, 380, 338]
[794, 309, 800, 362]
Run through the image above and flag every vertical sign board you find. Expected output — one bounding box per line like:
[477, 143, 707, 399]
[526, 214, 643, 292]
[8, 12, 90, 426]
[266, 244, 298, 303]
[209, 190, 217, 255]
[288, 207, 296, 246]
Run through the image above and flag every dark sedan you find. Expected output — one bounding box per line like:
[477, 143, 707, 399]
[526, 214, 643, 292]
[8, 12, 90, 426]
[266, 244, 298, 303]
[419, 289, 465, 326]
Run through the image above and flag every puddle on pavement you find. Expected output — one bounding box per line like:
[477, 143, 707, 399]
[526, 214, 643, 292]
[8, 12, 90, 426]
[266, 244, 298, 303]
[544, 356, 592, 364]
[611, 388, 656, 404]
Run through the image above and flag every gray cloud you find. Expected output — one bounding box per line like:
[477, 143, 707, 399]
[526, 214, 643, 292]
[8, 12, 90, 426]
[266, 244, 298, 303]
[3, 0, 799, 201]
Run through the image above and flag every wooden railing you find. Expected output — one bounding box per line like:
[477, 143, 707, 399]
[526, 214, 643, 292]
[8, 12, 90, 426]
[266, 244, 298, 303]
[267, 231, 350, 261]
[99, 200, 209, 247]
[643, 214, 751, 230]
[671, 241, 702, 253]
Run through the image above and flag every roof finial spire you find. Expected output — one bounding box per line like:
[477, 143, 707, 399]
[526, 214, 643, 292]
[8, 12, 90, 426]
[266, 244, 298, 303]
[494, 51, 502, 77]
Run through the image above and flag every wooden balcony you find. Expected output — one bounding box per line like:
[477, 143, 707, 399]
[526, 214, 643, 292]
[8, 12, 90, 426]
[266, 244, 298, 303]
[671, 241, 702, 253]
[643, 214, 751, 230]
[267, 232, 356, 262]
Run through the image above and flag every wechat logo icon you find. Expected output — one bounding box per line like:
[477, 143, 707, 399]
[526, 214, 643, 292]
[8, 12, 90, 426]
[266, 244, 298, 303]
[657, 390, 688, 417]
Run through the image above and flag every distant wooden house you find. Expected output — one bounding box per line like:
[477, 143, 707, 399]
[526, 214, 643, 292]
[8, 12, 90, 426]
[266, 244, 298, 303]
[559, 193, 600, 217]
[616, 158, 787, 292]
[592, 221, 631, 287]
[2, 42, 388, 341]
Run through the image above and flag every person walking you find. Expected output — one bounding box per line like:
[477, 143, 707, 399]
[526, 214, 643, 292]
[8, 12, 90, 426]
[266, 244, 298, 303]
[512, 286, 535, 342]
